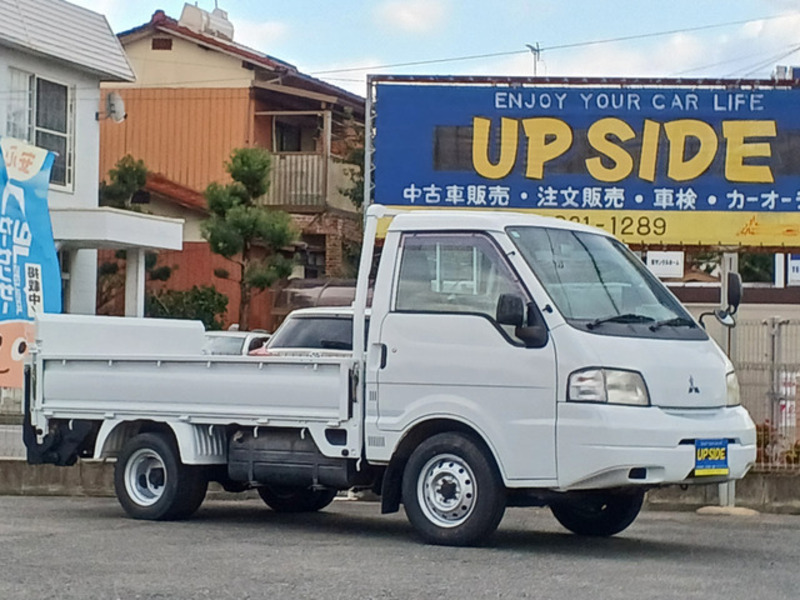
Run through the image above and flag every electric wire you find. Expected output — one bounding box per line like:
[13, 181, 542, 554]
[1, 11, 798, 99]
[671, 46, 793, 76]
[308, 13, 800, 75]
[728, 44, 800, 78]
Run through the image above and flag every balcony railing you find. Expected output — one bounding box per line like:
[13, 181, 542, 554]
[262, 153, 325, 208]
[260, 153, 357, 213]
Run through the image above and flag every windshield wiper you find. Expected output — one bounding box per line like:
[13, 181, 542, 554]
[648, 316, 697, 331]
[586, 313, 655, 330]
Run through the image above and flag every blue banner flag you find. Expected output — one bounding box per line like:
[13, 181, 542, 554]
[0, 137, 62, 388]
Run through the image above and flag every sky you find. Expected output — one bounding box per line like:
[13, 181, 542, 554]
[71, 0, 800, 97]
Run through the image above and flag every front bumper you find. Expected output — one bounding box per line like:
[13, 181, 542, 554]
[556, 403, 756, 490]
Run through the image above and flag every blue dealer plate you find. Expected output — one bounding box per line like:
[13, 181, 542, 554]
[695, 439, 729, 476]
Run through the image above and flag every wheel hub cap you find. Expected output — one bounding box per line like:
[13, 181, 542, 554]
[125, 448, 167, 506]
[417, 454, 477, 528]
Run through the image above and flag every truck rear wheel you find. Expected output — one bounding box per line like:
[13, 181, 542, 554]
[550, 489, 644, 536]
[257, 484, 337, 512]
[114, 433, 207, 521]
[401, 432, 506, 546]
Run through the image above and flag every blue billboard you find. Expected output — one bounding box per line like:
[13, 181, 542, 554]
[373, 81, 800, 246]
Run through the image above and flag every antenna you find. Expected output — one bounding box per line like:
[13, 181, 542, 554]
[525, 43, 541, 76]
[105, 92, 127, 123]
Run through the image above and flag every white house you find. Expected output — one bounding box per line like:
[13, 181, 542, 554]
[0, 0, 183, 317]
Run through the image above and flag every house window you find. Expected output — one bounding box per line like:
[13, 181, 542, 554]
[6, 68, 74, 190]
[151, 38, 173, 50]
[275, 120, 302, 152]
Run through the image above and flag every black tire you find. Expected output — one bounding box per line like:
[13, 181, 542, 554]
[257, 484, 338, 513]
[550, 489, 644, 537]
[114, 433, 208, 521]
[401, 432, 506, 547]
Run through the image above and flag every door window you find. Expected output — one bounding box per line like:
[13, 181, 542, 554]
[395, 233, 528, 338]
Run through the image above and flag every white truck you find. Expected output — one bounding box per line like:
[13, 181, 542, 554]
[24, 205, 756, 546]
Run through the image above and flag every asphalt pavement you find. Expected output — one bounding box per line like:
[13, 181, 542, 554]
[0, 496, 798, 600]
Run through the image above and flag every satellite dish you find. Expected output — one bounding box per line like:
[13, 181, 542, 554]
[105, 92, 126, 123]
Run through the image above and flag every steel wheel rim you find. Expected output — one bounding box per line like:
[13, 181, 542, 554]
[124, 448, 167, 506]
[417, 453, 477, 528]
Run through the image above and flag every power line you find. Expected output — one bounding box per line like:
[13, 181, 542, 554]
[671, 47, 787, 76]
[310, 49, 528, 75]
[309, 12, 800, 76]
[730, 44, 800, 78]
[543, 14, 795, 52]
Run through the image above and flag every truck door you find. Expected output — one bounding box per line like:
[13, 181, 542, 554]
[375, 232, 557, 481]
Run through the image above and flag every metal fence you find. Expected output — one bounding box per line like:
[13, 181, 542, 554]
[732, 318, 800, 472]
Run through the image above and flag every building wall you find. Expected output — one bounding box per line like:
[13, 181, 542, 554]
[0, 47, 102, 210]
[148, 198, 205, 242]
[119, 34, 253, 89]
[150, 243, 276, 331]
[0, 47, 103, 314]
[99, 87, 252, 192]
[293, 212, 362, 277]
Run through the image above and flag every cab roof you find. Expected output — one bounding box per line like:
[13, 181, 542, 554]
[376, 207, 613, 238]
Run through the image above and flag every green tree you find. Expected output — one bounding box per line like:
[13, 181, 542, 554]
[201, 147, 295, 330]
[99, 155, 147, 209]
[338, 108, 367, 211]
[97, 250, 174, 315]
[336, 109, 367, 275]
[146, 285, 229, 330]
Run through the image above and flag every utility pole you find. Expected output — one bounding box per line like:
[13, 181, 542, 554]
[526, 43, 541, 76]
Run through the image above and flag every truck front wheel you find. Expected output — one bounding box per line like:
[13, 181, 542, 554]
[401, 432, 506, 546]
[549, 489, 644, 536]
[114, 433, 208, 521]
[257, 484, 337, 512]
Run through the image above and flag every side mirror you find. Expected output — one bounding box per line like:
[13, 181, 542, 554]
[699, 308, 736, 329]
[727, 272, 742, 315]
[496, 293, 549, 348]
[699, 272, 743, 329]
[496, 293, 525, 327]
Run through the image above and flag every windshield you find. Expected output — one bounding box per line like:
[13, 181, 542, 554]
[506, 226, 706, 340]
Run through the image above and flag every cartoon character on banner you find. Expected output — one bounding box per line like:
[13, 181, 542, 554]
[0, 179, 35, 387]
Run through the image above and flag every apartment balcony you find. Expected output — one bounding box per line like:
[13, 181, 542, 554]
[260, 152, 357, 214]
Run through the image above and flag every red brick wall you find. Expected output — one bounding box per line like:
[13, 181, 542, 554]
[98, 244, 277, 332]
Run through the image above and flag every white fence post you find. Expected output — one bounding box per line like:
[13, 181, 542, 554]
[719, 253, 739, 507]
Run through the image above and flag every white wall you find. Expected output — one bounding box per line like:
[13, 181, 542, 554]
[1, 47, 102, 313]
[0, 48, 102, 210]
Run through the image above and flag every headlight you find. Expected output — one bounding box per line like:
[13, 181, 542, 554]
[568, 368, 650, 406]
[726, 371, 741, 407]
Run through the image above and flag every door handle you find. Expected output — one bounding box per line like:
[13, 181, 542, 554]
[379, 343, 387, 369]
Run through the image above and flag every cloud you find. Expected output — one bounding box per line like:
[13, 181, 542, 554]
[230, 19, 290, 53]
[374, 0, 450, 34]
[466, 13, 800, 81]
[69, 0, 116, 16]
